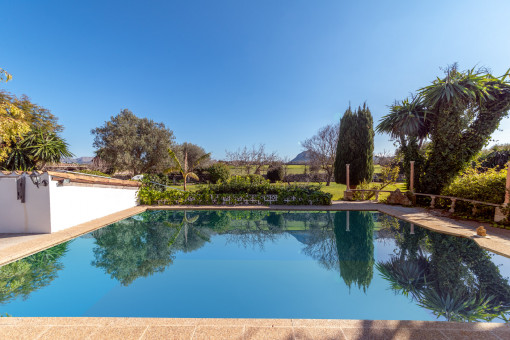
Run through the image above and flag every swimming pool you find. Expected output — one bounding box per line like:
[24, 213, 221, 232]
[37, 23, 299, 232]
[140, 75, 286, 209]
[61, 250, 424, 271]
[1, 210, 509, 322]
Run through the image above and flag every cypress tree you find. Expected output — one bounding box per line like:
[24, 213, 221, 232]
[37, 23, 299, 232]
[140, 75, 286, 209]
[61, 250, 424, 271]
[334, 103, 374, 186]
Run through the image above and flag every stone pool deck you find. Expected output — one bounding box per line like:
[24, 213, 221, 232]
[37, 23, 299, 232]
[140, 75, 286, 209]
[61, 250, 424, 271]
[1, 201, 510, 339]
[1, 317, 509, 339]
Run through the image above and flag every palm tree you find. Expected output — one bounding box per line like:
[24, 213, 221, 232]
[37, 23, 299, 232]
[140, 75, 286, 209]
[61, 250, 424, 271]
[165, 148, 210, 191]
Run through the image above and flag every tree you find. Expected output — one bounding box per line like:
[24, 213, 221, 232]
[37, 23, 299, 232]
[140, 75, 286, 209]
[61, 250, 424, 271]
[174, 142, 211, 172]
[301, 122, 339, 186]
[377, 65, 510, 194]
[0, 69, 30, 162]
[225, 144, 280, 174]
[334, 104, 374, 186]
[91, 109, 175, 175]
[166, 148, 210, 190]
[2, 128, 74, 171]
[208, 162, 231, 183]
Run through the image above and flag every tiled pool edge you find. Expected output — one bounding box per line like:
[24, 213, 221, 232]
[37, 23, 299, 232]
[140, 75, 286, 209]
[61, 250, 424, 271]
[1, 202, 510, 267]
[0, 317, 508, 339]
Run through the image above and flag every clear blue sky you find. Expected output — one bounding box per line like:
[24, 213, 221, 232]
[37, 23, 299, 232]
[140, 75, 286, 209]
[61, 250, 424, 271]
[2, 0, 510, 160]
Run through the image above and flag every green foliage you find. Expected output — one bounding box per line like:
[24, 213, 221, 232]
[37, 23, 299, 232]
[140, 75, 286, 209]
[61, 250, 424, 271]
[165, 147, 210, 190]
[2, 128, 73, 170]
[91, 109, 175, 175]
[441, 167, 507, 204]
[137, 175, 332, 206]
[378, 65, 510, 194]
[334, 104, 374, 186]
[207, 163, 230, 184]
[266, 165, 284, 183]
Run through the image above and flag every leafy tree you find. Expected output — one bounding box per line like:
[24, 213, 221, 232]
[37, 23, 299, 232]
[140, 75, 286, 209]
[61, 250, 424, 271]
[208, 162, 230, 183]
[2, 128, 73, 170]
[0, 69, 30, 162]
[377, 65, 510, 194]
[174, 142, 211, 172]
[301, 122, 339, 186]
[334, 104, 374, 186]
[166, 148, 210, 190]
[91, 109, 175, 175]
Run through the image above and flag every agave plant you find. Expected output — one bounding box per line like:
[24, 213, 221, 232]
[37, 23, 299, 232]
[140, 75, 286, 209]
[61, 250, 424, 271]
[2, 128, 73, 170]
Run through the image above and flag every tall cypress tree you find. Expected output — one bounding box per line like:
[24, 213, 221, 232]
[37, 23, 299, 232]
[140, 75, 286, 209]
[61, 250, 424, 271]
[334, 104, 374, 186]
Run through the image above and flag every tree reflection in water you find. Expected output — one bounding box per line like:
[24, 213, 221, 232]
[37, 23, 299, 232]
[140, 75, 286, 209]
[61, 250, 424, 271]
[376, 215, 510, 322]
[0, 242, 69, 308]
[89, 210, 510, 322]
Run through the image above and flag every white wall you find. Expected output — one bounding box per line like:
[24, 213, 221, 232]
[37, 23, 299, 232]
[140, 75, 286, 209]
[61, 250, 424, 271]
[49, 180, 138, 232]
[0, 173, 52, 233]
[0, 173, 139, 234]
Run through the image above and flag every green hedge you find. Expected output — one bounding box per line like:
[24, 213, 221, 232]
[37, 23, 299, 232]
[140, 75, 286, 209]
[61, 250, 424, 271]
[138, 175, 332, 206]
[441, 168, 507, 204]
[439, 168, 508, 221]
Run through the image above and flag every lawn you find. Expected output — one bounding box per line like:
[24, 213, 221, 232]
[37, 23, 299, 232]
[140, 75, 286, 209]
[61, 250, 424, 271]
[228, 164, 382, 176]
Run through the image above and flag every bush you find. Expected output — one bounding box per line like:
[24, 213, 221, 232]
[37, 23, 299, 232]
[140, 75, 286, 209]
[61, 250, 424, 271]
[137, 174, 332, 206]
[208, 163, 230, 183]
[266, 166, 284, 183]
[440, 167, 508, 221]
[441, 168, 507, 204]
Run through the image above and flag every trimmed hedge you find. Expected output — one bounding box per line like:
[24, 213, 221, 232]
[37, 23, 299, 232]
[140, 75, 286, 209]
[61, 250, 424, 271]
[138, 175, 332, 206]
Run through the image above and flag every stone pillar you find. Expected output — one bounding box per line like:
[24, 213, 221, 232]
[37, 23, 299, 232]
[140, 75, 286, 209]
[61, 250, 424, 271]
[410, 161, 415, 193]
[495, 162, 510, 222]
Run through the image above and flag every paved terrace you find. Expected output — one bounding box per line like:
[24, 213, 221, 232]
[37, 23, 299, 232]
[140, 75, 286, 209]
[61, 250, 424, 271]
[1, 202, 509, 339]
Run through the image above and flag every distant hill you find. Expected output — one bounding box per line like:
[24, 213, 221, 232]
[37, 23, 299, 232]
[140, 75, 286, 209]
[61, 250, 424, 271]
[62, 157, 94, 164]
[288, 151, 311, 164]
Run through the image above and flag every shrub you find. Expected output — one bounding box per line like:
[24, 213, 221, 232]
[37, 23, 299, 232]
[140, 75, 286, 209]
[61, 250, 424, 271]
[440, 167, 508, 221]
[441, 168, 507, 204]
[266, 166, 284, 183]
[137, 175, 332, 206]
[207, 163, 230, 183]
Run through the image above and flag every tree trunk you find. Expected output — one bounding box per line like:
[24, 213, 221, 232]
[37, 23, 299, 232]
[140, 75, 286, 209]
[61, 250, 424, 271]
[183, 174, 187, 191]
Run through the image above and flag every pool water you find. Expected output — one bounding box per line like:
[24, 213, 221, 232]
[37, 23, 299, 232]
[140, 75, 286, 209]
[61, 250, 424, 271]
[1, 210, 509, 322]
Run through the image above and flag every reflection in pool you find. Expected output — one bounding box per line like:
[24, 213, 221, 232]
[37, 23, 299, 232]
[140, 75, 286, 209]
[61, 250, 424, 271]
[1, 210, 509, 322]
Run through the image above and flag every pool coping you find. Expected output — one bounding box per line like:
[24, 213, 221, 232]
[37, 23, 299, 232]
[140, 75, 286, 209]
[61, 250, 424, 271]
[0, 317, 509, 339]
[1, 202, 510, 338]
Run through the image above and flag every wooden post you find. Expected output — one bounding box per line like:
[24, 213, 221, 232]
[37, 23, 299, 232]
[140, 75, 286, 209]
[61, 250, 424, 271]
[346, 164, 350, 191]
[410, 223, 415, 235]
[410, 161, 415, 193]
[505, 162, 510, 205]
[346, 211, 350, 232]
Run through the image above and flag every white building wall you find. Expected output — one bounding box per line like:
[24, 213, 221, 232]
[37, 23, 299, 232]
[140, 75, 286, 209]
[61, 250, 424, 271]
[0, 173, 52, 233]
[49, 181, 138, 232]
[0, 172, 139, 234]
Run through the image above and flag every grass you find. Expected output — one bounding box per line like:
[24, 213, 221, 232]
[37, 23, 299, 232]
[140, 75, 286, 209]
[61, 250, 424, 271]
[170, 180, 406, 201]
[229, 164, 382, 176]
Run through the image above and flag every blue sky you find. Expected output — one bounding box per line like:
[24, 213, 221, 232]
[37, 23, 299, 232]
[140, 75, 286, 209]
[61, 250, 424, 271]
[2, 0, 510, 159]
